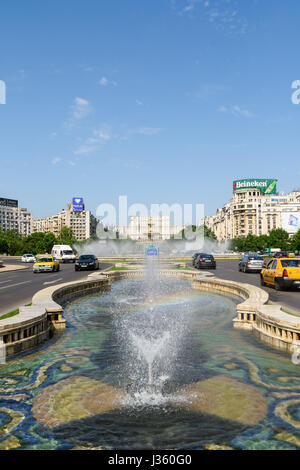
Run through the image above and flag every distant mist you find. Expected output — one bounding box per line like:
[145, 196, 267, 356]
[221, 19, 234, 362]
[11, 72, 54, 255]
[74, 238, 232, 258]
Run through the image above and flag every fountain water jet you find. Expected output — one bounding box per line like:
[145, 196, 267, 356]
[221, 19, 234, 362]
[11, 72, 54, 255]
[130, 332, 171, 389]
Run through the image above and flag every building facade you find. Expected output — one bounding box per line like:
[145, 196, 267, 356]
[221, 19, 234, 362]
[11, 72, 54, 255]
[204, 179, 300, 241]
[0, 198, 32, 236]
[117, 216, 184, 241]
[33, 202, 98, 241]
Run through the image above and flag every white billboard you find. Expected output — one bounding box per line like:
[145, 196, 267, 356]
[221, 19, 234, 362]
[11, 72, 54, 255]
[282, 212, 300, 234]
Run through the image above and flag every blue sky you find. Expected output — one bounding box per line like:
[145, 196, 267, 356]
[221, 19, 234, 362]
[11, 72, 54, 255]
[1, 0, 300, 221]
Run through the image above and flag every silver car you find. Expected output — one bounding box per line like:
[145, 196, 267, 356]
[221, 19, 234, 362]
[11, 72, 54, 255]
[21, 254, 36, 263]
[239, 255, 264, 273]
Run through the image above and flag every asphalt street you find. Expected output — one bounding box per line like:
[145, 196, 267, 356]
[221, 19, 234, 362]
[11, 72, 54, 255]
[0, 259, 299, 317]
[210, 259, 300, 314]
[0, 260, 112, 316]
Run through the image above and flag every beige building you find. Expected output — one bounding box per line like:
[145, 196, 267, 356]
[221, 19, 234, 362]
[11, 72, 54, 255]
[204, 180, 300, 241]
[117, 215, 184, 241]
[33, 203, 98, 241]
[0, 199, 32, 236]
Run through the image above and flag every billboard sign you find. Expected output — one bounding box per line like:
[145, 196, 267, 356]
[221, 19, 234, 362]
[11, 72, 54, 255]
[0, 198, 18, 208]
[233, 179, 278, 194]
[282, 212, 300, 234]
[146, 244, 159, 257]
[72, 197, 84, 212]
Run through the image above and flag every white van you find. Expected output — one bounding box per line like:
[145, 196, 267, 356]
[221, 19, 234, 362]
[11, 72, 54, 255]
[51, 245, 76, 263]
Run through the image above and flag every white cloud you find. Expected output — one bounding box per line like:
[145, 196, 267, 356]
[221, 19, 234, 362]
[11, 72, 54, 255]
[171, 0, 248, 34]
[73, 145, 96, 156]
[72, 97, 91, 120]
[51, 157, 62, 165]
[73, 125, 113, 156]
[99, 76, 117, 87]
[93, 125, 112, 141]
[64, 97, 92, 129]
[232, 105, 255, 118]
[131, 127, 163, 136]
[218, 105, 256, 118]
[136, 99, 144, 106]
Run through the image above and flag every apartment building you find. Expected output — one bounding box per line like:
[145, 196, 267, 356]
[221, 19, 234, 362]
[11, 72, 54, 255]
[204, 179, 300, 241]
[0, 198, 32, 236]
[33, 201, 98, 241]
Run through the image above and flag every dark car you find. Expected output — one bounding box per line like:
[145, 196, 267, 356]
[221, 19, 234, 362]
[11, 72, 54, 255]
[239, 255, 264, 273]
[192, 252, 201, 266]
[194, 253, 216, 270]
[75, 255, 99, 271]
[273, 252, 294, 259]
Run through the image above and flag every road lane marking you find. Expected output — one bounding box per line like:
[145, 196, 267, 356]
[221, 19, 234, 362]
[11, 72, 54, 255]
[0, 281, 32, 291]
[0, 280, 12, 285]
[43, 278, 63, 285]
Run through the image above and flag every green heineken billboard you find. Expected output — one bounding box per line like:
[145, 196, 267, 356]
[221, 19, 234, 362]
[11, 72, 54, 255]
[233, 179, 277, 194]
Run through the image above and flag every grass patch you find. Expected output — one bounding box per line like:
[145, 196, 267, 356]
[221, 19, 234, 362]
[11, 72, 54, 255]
[281, 308, 300, 317]
[106, 267, 130, 272]
[0, 309, 19, 320]
[0, 303, 32, 321]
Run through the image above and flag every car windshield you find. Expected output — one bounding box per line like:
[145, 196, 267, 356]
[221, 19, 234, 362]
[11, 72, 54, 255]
[249, 257, 263, 261]
[38, 258, 53, 263]
[63, 251, 73, 255]
[281, 260, 300, 268]
[79, 255, 94, 260]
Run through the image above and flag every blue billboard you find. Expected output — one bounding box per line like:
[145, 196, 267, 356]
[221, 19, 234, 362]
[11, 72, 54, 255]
[146, 244, 159, 257]
[72, 197, 84, 212]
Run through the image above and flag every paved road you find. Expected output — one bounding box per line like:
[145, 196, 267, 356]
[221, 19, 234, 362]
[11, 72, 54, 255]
[205, 260, 300, 314]
[0, 260, 112, 316]
[1, 259, 299, 317]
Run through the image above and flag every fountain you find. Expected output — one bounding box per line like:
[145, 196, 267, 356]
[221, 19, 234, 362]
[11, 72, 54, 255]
[1, 253, 300, 450]
[129, 331, 171, 392]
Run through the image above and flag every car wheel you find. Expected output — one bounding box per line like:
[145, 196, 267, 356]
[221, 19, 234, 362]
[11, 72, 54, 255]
[260, 276, 266, 286]
[275, 280, 282, 291]
[243, 266, 247, 273]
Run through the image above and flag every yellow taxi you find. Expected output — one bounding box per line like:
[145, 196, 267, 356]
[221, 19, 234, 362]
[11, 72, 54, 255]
[260, 257, 300, 291]
[33, 256, 60, 273]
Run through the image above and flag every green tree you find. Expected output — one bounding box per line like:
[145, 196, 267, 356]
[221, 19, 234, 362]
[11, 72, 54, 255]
[256, 235, 269, 252]
[22, 232, 46, 255]
[291, 229, 300, 251]
[0, 230, 9, 254]
[231, 237, 247, 252]
[268, 228, 290, 251]
[43, 233, 58, 253]
[58, 227, 76, 246]
[203, 225, 217, 241]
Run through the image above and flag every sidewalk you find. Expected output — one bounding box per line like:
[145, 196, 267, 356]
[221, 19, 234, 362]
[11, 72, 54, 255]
[0, 265, 29, 273]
